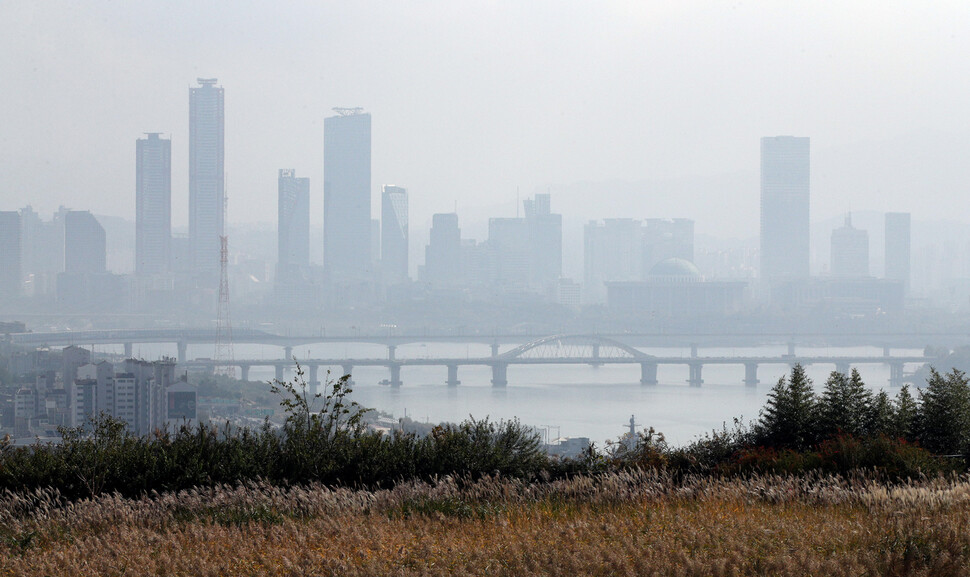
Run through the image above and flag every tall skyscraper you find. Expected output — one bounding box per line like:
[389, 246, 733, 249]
[584, 219, 643, 304]
[64, 211, 105, 273]
[20, 206, 66, 296]
[323, 108, 371, 282]
[0, 211, 21, 299]
[277, 169, 310, 269]
[760, 136, 810, 281]
[488, 217, 531, 291]
[381, 185, 409, 284]
[830, 213, 869, 277]
[885, 212, 911, 293]
[136, 133, 172, 275]
[59, 212, 120, 312]
[189, 78, 225, 279]
[523, 193, 562, 291]
[423, 213, 461, 287]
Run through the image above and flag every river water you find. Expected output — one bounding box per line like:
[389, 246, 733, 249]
[104, 341, 927, 447]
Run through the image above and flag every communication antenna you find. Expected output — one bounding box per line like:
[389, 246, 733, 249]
[214, 173, 235, 378]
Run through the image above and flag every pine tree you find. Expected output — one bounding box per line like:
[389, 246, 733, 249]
[817, 368, 873, 439]
[869, 390, 895, 438]
[916, 368, 970, 455]
[891, 385, 918, 441]
[756, 364, 817, 450]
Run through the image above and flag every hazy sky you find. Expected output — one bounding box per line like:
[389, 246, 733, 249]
[2, 1, 970, 240]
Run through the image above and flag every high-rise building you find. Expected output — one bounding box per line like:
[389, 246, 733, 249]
[19, 206, 66, 296]
[423, 213, 461, 287]
[136, 133, 172, 275]
[488, 217, 530, 290]
[277, 169, 310, 269]
[64, 211, 106, 273]
[830, 214, 869, 277]
[189, 78, 225, 279]
[71, 378, 98, 430]
[323, 109, 371, 282]
[61, 345, 92, 389]
[584, 219, 643, 304]
[275, 170, 314, 310]
[0, 211, 21, 299]
[760, 136, 810, 281]
[523, 193, 562, 292]
[381, 185, 409, 284]
[642, 218, 694, 274]
[885, 212, 911, 293]
[59, 212, 121, 311]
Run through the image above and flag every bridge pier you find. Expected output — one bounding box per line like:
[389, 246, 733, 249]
[640, 362, 658, 385]
[889, 361, 904, 388]
[389, 364, 402, 387]
[177, 341, 187, 363]
[308, 365, 320, 396]
[688, 362, 704, 387]
[883, 346, 892, 357]
[240, 365, 250, 381]
[590, 343, 602, 367]
[835, 362, 850, 375]
[284, 346, 293, 360]
[388, 344, 397, 361]
[341, 364, 355, 385]
[690, 343, 698, 358]
[275, 365, 284, 382]
[491, 343, 500, 357]
[491, 362, 508, 387]
[744, 362, 759, 387]
[446, 364, 461, 386]
[124, 342, 133, 358]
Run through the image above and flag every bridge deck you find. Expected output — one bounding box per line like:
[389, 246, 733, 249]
[180, 355, 928, 368]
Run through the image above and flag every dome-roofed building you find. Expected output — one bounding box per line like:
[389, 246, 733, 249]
[647, 257, 702, 281]
[606, 258, 747, 318]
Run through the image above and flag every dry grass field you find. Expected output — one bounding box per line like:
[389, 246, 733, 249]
[4, 471, 970, 576]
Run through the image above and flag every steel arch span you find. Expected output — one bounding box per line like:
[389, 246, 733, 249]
[499, 334, 649, 361]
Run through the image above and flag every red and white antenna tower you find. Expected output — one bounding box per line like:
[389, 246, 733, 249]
[214, 179, 234, 378]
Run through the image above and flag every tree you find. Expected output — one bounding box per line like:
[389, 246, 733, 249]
[868, 390, 895, 438]
[756, 364, 817, 450]
[890, 385, 918, 441]
[817, 368, 873, 439]
[271, 363, 369, 445]
[267, 362, 372, 481]
[916, 368, 970, 455]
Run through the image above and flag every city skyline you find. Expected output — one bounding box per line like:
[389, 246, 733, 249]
[3, 3, 970, 242]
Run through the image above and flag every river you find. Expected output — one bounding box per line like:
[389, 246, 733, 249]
[96, 341, 928, 447]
